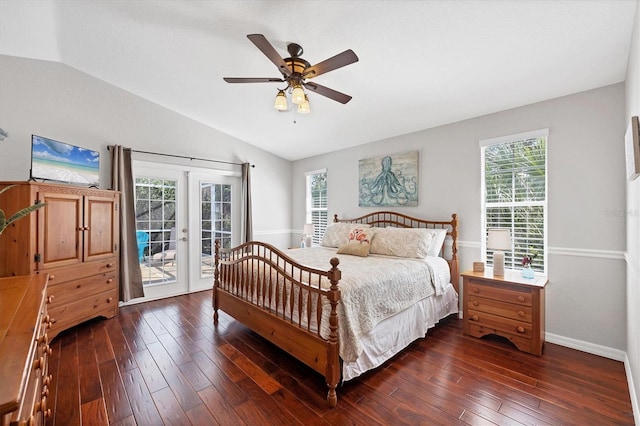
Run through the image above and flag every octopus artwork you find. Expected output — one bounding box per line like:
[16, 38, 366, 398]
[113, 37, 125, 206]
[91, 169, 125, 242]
[359, 152, 418, 207]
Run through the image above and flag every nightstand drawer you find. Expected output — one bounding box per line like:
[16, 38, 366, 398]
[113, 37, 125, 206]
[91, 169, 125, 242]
[467, 323, 532, 351]
[466, 279, 532, 306]
[467, 309, 532, 339]
[467, 296, 532, 323]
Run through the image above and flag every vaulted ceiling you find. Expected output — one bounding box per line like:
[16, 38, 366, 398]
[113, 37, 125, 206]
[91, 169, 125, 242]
[0, 0, 637, 160]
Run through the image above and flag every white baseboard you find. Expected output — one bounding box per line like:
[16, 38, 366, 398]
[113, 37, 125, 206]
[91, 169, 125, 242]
[623, 353, 640, 426]
[545, 332, 626, 361]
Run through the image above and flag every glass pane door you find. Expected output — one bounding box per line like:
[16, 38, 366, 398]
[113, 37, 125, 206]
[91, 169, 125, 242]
[132, 163, 188, 300]
[188, 171, 239, 292]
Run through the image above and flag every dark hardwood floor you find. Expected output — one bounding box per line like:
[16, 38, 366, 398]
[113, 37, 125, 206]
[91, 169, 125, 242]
[44, 289, 634, 425]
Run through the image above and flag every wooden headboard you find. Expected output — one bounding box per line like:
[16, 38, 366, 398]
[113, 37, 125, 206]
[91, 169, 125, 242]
[334, 211, 459, 290]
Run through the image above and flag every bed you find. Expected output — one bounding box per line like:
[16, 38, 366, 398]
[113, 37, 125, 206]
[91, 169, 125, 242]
[213, 211, 459, 407]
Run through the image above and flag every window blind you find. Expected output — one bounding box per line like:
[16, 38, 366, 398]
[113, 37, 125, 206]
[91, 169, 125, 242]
[306, 169, 327, 245]
[481, 130, 547, 273]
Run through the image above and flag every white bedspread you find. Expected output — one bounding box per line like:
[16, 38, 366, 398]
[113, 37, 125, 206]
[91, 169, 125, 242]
[285, 247, 451, 362]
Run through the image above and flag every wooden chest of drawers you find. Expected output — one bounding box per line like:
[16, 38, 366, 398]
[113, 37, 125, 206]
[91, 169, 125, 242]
[0, 274, 53, 426]
[462, 270, 548, 356]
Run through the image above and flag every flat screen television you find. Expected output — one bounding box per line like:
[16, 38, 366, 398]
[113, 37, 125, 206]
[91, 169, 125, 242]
[30, 135, 100, 187]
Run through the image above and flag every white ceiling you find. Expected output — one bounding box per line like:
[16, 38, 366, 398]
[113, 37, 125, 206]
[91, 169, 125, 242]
[0, 0, 637, 160]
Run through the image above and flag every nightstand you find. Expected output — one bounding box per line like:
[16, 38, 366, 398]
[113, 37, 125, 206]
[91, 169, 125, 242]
[461, 269, 548, 356]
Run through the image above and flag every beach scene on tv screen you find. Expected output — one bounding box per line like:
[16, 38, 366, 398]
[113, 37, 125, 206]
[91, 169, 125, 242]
[32, 136, 100, 186]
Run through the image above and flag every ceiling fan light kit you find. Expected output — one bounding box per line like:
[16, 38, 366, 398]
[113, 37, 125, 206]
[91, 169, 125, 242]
[224, 34, 358, 115]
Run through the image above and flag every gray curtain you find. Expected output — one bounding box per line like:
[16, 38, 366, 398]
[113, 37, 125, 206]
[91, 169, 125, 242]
[110, 145, 144, 301]
[241, 163, 253, 243]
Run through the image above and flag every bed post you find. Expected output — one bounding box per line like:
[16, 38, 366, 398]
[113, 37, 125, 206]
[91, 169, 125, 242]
[326, 257, 341, 408]
[213, 239, 220, 324]
[450, 214, 459, 292]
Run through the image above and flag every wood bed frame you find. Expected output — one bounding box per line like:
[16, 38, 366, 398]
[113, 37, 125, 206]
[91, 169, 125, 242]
[213, 211, 458, 407]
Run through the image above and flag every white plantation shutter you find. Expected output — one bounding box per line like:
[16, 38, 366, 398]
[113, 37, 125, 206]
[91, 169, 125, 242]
[306, 169, 327, 245]
[481, 130, 548, 274]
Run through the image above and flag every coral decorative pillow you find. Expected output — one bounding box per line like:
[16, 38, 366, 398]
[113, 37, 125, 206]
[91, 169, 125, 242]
[370, 227, 434, 258]
[337, 228, 373, 257]
[321, 222, 372, 248]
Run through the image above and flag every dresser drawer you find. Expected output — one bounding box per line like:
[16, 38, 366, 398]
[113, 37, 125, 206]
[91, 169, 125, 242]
[466, 279, 532, 306]
[39, 259, 118, 285]
[49, 289, 118, 335]
[467, 308, 532, 339]
[47, 271, 117, 306]
[467, 296, 532, 323]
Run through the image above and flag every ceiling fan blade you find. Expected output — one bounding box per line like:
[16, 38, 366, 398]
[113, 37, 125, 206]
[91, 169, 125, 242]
[304, 82, 352, 104]
[247, 34, 291, 77]
[303, 49, 359, 79]
[223, 77, 284, 83]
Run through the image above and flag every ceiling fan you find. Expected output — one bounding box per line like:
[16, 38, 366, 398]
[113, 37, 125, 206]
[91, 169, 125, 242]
[224, 34, 359, 112]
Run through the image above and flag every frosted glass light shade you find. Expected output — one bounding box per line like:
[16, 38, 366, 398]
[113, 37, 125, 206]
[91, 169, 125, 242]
[298, 95, 310, 114]
[291, 85, 305, 104]
[274, 90, 288, 111]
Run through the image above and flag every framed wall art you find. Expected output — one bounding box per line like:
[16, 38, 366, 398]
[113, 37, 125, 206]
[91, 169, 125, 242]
[358, 150, 418, 207]
[625, 116, 640, 181]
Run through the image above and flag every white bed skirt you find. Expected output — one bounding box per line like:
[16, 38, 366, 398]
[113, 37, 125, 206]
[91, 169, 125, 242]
[342, 283, 459, 381]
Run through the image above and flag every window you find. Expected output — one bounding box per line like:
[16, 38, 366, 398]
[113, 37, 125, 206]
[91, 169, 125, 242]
[481, 129, 547, 274]
[306, 169, 327, 245]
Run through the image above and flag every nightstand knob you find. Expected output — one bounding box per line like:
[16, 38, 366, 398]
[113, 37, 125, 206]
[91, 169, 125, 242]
[473, 288, 479, 294]
[518, 310, 525, 317]
[470, 315, 479, 321]
[516, 326, 525, 333]
[517, 296, 525, 302]
[472, 301, 479, 307]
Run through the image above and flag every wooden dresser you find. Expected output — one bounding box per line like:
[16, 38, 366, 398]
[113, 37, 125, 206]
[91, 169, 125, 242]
[0, 182, 120, 340]
[462, 270, 548, 355]
[0, 274, 53, 426]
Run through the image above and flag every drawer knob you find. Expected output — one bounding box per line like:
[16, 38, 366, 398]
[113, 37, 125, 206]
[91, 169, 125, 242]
[518, 310, 525, 317]
[107, 297, 113, 303]
[107, 278, 113, 283]
[516, 326, 525, 333]
[473, 288, 479, 294]
[472, 300, 479, 307]
[106, 263, 114, 268]
[517, 296, 525, 302]
[47, 295, 54, 303]
[49, 275, 55, 281]
[470, 315, 479, 321]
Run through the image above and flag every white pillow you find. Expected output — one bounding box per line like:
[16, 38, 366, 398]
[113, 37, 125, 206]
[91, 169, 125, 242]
[426, 228, 448, 257]
[321, 222, 372, 248]
[370, 227, 434, 258]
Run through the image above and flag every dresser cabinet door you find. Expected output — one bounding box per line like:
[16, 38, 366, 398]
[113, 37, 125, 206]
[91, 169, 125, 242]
[84, 195, 118, 261]
[37, 192, 83, 269]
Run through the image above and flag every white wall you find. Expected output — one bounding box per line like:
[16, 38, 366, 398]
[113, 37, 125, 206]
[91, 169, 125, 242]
[292, 83, 627, 354]
[625, 2, 640, 423]
[0, 54, 293, 248]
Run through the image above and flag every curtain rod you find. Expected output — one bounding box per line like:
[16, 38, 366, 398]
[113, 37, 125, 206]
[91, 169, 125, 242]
[108, 145, 255, 168]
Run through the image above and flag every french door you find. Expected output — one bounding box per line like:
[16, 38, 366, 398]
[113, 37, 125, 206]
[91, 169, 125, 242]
[132, 161, 239, 301]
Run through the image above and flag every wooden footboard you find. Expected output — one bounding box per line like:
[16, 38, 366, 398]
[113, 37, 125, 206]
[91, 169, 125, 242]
[213, 240, 342, 407]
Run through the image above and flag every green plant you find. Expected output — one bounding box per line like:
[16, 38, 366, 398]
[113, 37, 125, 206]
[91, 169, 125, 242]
[0, 185, 47, 235]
